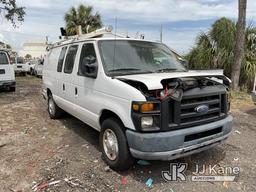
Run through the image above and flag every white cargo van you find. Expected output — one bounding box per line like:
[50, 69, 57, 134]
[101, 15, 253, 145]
[14, 57, 28, 76]
[34, 59, 44, 77]
[43, 27, 233, 170]
[0, 49, 15, 91]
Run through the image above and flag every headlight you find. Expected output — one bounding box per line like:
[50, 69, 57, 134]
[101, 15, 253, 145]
[132, 101, 161, 131]
[141, 116, 153, 128]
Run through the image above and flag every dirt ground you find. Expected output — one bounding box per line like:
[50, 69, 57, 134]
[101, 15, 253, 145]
[0, 76, 255, 192]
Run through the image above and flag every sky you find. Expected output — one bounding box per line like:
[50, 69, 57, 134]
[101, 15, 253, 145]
[0, 0, 256, 54]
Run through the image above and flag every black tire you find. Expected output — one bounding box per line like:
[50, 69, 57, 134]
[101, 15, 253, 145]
[100, 118, 135, 171]
[30, 68, 34, 75]
[9, 86, 15, 92]
[48, 94, 63, 119]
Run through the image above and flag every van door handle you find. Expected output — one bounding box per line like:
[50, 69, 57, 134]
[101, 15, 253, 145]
[75, 87, 78, 95]
[63, 84, 65, 91]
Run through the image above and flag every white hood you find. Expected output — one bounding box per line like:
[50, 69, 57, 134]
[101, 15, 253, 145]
[116, 70, 230, 90]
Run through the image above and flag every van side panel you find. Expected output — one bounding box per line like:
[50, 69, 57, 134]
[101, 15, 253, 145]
[43, 47, 62, 99]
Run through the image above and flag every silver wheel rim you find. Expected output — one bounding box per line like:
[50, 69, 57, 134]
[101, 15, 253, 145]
[48, 98, 55, 115]
[103, 129, 119, 161]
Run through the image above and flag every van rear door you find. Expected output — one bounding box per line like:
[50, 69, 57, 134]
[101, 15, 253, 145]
[0, 51, 14, 82]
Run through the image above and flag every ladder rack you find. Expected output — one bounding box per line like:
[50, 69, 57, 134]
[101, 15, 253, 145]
[49, 26, 114, 49]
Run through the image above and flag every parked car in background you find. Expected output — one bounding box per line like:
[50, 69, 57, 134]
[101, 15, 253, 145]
[28, 59, 40, 75]
[14, 57, 29, 76]
[34, 58, 44, 77]
[0, 49, 15, 91]
[43, 27, 233, 171]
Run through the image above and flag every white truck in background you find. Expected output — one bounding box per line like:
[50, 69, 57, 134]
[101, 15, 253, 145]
[14, 57, 29, 76]
[0, 49, 15, 92]
[34, 58, 44, 77]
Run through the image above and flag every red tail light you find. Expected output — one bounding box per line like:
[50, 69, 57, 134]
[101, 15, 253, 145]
[9, 58, 13, 64]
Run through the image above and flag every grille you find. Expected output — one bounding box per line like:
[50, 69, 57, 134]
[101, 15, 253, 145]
[181, 94, 221, 123]
[167, 92, 227, 130]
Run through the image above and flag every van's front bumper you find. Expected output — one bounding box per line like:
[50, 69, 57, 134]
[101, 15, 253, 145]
[126, 115, 233, 160]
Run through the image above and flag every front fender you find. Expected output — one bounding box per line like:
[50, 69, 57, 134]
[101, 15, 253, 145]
[96, 93, 136, 130]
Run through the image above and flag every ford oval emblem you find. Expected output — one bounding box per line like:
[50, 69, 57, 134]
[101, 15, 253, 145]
[195, 105, 209, 114]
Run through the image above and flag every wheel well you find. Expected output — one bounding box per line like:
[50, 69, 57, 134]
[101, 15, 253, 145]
[99, 110, 124, 127]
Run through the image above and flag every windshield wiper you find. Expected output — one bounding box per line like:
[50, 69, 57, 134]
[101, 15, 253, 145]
[155, 68, 184, 73]
[108, 68, 141, 72]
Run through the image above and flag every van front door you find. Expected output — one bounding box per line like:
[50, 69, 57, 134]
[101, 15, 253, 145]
[73, 42, 99, 129]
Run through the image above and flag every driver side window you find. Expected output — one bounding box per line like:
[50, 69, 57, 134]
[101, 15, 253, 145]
[78, 43, 97, 76]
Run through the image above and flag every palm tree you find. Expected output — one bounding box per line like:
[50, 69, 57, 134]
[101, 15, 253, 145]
[231, 0, 247, 90]
[186, 17, 256, 90]
[64, 4, 102, 36]
[187, 18, 236, 75]
[25, 54, 32, 60]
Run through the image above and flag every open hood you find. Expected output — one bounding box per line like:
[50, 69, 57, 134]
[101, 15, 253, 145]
[116, 70, 231, 90]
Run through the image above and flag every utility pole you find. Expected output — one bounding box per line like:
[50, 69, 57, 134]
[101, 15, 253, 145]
[160, 24, 163, 43]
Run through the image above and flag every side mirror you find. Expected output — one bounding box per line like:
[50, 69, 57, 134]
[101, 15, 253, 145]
[84, 63, 98, 78]
[178, 58, 189, 68]
[79, 56, 98, 78]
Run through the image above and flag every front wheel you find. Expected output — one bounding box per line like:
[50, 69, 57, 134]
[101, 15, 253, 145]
[100, 118, 135, 171]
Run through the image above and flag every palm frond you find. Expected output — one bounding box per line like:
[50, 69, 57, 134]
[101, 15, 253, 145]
[64, 4, 102, 35]
[186, 17, 256, 90]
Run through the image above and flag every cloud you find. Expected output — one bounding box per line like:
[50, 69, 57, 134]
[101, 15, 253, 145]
[20, 0, 254, 23]
[1, 0, 256, 53]
[75, 0, 255, 22]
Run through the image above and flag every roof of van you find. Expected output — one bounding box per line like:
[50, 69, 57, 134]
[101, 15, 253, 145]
[49, 32, 159, 49]
[48, 26, 182, 57]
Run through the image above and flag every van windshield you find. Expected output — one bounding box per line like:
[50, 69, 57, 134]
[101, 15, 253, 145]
[17, 57, 24, 64]
[98, 40, 186, 76]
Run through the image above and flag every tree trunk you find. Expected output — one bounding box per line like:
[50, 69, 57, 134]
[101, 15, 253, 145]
[231, 0, 247, 90]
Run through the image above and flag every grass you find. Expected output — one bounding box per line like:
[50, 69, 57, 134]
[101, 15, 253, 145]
[15, 75, 42, 86]
[231, 90, 255, 110]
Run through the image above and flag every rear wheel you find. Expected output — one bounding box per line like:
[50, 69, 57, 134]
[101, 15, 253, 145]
[48, 95, 63, 119]
[100, 118, 135, 171]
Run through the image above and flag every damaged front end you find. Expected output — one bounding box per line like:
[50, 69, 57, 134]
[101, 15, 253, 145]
[117, 70, 231, 132]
